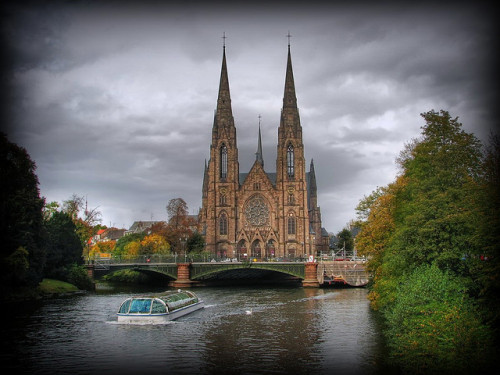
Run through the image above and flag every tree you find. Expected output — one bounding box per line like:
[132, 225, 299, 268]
[90, 240, 116, 258]
[390, 110, 483, 276]
[166, 198, 188, 230]
[62, 194, 102, 250]
[385, 264, 491, 373]
[165, 198, 193, 253]
[114, 233, 145, 259]
[0, 133, 45, 287]
[469, 133, 500, 341]
[335, 228, 354, 255]
[187, 232, 205, 253]
[140, 234, 170, 255]
[354, 110, 498, 369]
[43, 211, 83, 279]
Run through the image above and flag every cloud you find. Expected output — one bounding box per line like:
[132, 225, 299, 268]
[1, 1, 497, 233]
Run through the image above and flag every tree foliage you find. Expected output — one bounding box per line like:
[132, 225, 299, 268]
[355, 110, 498, 370]
[385, 264, 492, 374]
[335, 228, 354, 254]
[44, 211, 83, 279]
[0, 133, 45, 287]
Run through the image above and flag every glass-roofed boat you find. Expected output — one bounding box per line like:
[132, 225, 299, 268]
[117, 289, 204, 323]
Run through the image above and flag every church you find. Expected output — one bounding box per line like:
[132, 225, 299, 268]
[199, 41, 329, 259]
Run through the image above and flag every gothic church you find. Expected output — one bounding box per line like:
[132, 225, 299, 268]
[199, 43, 329, 259]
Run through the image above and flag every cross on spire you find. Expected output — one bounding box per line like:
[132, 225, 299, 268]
[222, 32, 227, 49]
[286, 31, 292, 47]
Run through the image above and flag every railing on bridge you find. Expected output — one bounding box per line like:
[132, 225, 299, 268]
[85, 254, 310, 265]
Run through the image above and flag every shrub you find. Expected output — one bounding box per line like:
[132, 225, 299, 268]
[384, 264, 492, 373]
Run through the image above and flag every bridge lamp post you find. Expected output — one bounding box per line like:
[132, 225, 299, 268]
[180, 236, 187, 262]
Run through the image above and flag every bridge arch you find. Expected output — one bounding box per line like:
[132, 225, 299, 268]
[190, 262, 305, 281]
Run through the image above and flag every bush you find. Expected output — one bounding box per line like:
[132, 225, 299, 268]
[103, 269, 153, 284]
[66, 264, 94, 290]
[384, 264, 492, 373]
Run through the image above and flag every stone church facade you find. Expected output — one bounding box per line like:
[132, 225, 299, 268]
[199, 44, 329, 259]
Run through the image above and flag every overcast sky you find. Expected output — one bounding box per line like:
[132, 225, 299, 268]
[1, 1, 497, 233]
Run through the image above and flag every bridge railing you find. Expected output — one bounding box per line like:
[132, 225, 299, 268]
[85, 254, 310, 265]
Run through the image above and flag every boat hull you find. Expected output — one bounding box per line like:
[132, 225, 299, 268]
[117, 301, 204, 324]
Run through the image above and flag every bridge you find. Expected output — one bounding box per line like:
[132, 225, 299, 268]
[86, 259, 370, 288]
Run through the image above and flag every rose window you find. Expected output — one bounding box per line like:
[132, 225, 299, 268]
[244, 196, 269, 226]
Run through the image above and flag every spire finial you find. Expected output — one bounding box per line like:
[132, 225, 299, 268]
[222, 32, 227, 49]
[286, 31, 292, 47]
[255, 115, 264, 167]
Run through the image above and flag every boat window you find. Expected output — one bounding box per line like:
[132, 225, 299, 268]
[119, 299, 132, 314]
[129, 298, 152, 314]
[151, 299, 167, 314]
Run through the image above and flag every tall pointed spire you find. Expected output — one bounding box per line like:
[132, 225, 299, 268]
[216, 46, 233, 118]
[283, 43, 298, 109]
[278, 35, 302, 139]
[309, 159, 317, 197]
[255, 115, 264, 167]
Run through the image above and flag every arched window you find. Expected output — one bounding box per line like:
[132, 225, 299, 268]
[287, 215, 296, 235]
[219, 213, 228, 235]
[220, 144, 228, 180]
[287, 143, 294, 179]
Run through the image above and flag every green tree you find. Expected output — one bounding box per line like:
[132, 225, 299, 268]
[469, 133, 500, 342]
[355, 110, 498, 370]
[114, 233, 145, 260]
[187, 232, 205, 253]
[0, 133, 45, 287]
[390, 110, 483, 276]
[44, 211, 83, 279]
[385, 264, 492, 374]
[335, 228, 354, 255]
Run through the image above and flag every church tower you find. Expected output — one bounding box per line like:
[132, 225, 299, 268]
[200, 45, 239, 255]
[200, 38, 328, 259]
[275, 43, 312, 257]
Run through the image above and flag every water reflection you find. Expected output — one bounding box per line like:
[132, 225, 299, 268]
[1, 286, 386, 375]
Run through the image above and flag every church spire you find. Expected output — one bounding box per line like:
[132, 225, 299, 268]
[214, 42, 234, 129]
[309, 159, 317, 197]
[283, 42, 298, 110]
[278, 37, 302, 138]
[255, 115, 264, 167]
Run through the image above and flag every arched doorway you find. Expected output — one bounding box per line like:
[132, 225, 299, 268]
[251, 240, 262, 260]
[237, 240, 248, 260]
[267, 240, 276, 259]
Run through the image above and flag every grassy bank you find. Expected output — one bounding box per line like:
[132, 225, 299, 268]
[38, 278, 79, 295]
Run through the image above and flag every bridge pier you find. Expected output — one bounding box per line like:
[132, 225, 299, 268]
[85, 264, 95, 280]
[302, 262, 320, 287]
[170, 263, 195, 288]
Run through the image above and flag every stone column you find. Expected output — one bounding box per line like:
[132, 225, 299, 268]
[302, 262, 320, 287]
[171, 263, 194, 288]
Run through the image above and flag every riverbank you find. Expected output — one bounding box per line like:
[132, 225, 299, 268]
[1, 278, 85, 302]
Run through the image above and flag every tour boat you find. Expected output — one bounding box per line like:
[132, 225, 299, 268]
[117, 289, 204, 323]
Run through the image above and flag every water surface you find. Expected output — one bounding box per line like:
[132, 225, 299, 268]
[1, 286, 388, 374]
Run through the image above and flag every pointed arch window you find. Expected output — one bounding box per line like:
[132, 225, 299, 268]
[287, 143, 295, 179]
[219, 212, 228, 235]
[287, 214, 296, 235]
[220, 144, 228, 180]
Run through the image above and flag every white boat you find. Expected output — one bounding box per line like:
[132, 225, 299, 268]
[117, 289, 204, 323]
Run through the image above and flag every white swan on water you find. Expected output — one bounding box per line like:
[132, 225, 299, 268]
[245, 308, 253, 315]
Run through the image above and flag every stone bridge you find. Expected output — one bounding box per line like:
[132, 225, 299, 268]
[86, 260, 370, 287]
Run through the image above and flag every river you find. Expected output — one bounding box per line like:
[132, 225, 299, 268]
[1, 286, 391, 375]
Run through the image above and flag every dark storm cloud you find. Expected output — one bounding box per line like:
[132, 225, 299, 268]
[1, 1, 496, 232]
